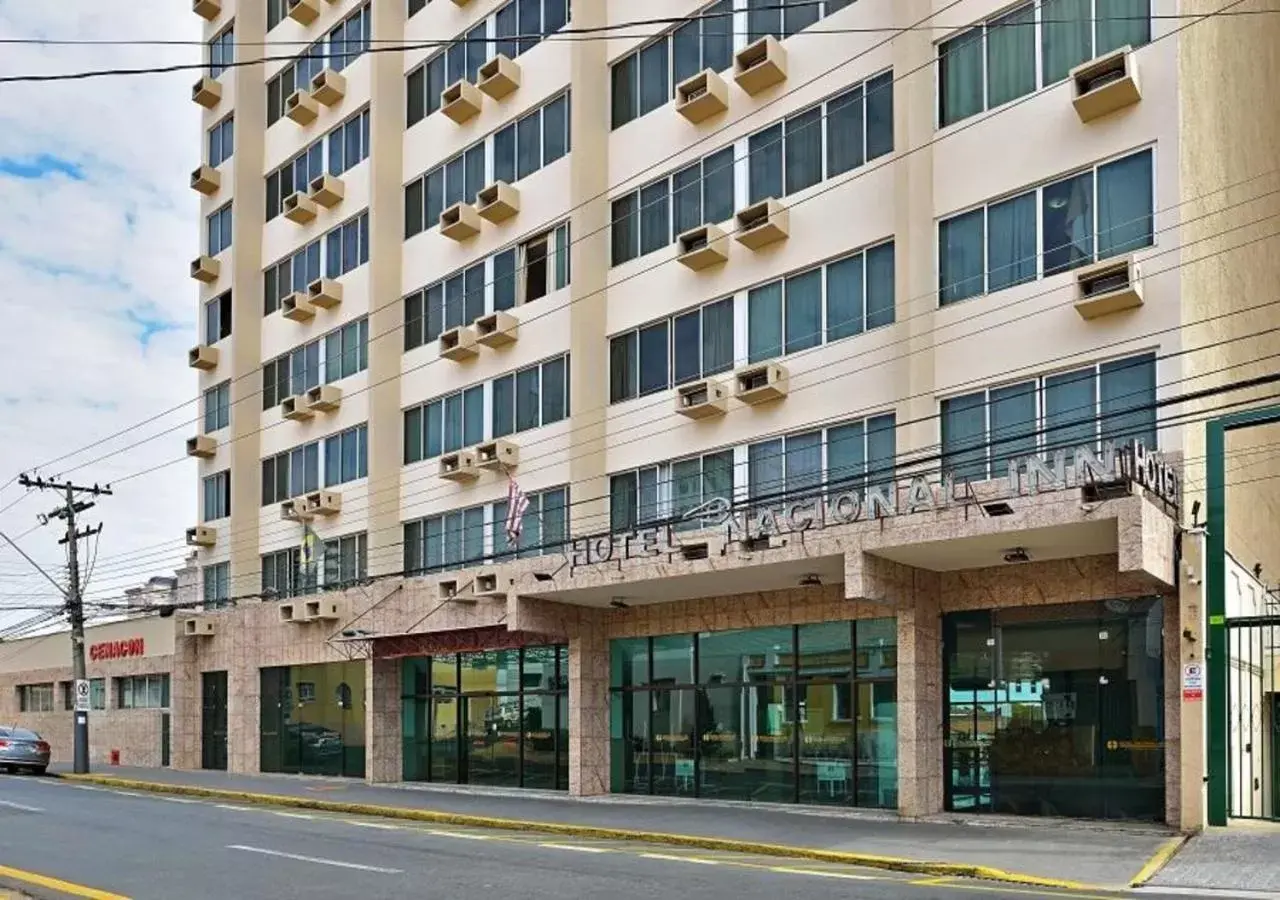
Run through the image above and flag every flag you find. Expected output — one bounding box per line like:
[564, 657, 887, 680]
[505, 479, 530, 546]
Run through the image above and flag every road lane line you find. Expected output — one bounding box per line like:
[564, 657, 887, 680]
[215, 804, 254, 811]
[640, 853, 719, 865]
[159, 796, 198, 804]
[538, 844, 612, 854]
[346, 821, 400, 830]
[0, 799, 43, 812]
[768, 867, 875, 880]
[226, 845, 402, 874]
[426, 830, 491, 840]
[273, 812, 316, 820]
[0, 862, 130, 900]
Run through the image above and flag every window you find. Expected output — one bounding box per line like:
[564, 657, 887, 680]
[118, 675, 170, 710]
[746, 0, 857, 43]
[204, 291, 232, 343]
[939, 0, 1152, 127]
[208, 115, 234, 167]
[203, 561, 230, 610]
[262, 546, 309, 599]
[328, 108, 372, 177]
[263, 239, 321, 315]
[206, 203, 233, 257]
[325, 211, 370, 278]
[492, 486, 568, 559]
[493, 93, 571, 185]
[403, 486, 568, 573]
[938, 148, 1153, 305]
[324, 317, 369, 383]
[208, 27, 234, 79]
[404, 141, 486, 239]
[747, 415, 896, 509]
[751, 244, 894, 361]
[941, 352, 1157, 481]
[611, 147, 734, 266]
[406, 0, 570, 127]
[203, 470, 231, 521]
[267, 42, 328, 127]
[324, 424, 369, 487]
[327, 4, 371, 73]
[90, 679, 106, 711]
[491, 355, 569, 438]
[261, 441, 321, 505]
[323, 532, 368, 589]
[611, 0, 733, 129]
[17, 683, 54, 713]
[267, 0, 287, 32]
[203, 381, 231, 432]
[610, 451, 733, 533]
[404, 224, 570, 352]
[403, 386, 485, 463]
[610, 298, 734, 403]
[747, 74, 893, 206]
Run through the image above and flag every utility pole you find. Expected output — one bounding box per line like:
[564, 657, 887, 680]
[17, 475, 111, 775]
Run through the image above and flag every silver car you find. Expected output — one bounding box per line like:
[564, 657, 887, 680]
[0, 726, 51, 775]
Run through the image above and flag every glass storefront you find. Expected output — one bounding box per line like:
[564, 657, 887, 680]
[401, 645, 569, 789]
[609, 620, 898, 807]
[260, 661, 366, 778]
[944, 598, 1165, 821]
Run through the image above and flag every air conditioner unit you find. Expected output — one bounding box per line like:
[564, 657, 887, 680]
[1074, 256, 1143, 319]
[283, 190, 318, 224]
[183, 616, 218, 638]
[279, 603, 301, 624]
[475, 181, 520, 224]
[192, 0, 221, 21]
[440, 79, 483, 124]
[305, 384, 342, 412]
[287, 0, 320, 25]
[675, 69, 729, 124]
[190, 164, 221, 196]
[735, 198, 790, 250]
[280, 394, 315, 421]
[280, 497, 312, 521]
[475, 439, 519, 471]
[675, 379, 729, 419]
[188, 344, 219, 370]
[186, 435, 217, 458]
[734, 36, 787, 96]
[308, 173, 344, 209]
[281, 292, 317, 322]
[304, 599, 344, 621]
[192, 76, 222, 109]
[439, 201, 482, 241]
[473, 310, 519, 348]
[439, 449, 479, 482]
[676, 223, 729, 270]
[1070, 47, 1141, 123]
[439, 325, 479, 361]
[304, 489, 342, 516]
[307, 277, 343, 309]
[185, 525, 217, 548]
[477, 54, 521, 100]
[190, 255, 220, 284]
[734, 362, 789, 405]
[286, 89, 320, 125]
[474, 570, 507, 598]
[310, 69, 346, 106]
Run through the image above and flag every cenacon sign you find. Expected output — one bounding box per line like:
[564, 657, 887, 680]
[569, 440, 1178, 569]
[88, 637, 145, 661]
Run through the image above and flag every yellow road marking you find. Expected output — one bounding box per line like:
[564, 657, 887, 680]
[1129, 836, 1187, 887]
[0, 863, 130, 900]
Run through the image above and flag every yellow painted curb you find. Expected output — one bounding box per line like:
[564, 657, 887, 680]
[1128, 835, 1187, 887]
[58, 773, 1105, 892]
[0, 862, 130, 900]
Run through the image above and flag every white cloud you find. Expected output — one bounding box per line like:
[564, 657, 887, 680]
[0, 2, 200, 626]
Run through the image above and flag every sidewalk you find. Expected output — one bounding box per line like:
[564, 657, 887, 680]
[50, 764, 1178, 890]
[1147, 822, 1280, 895]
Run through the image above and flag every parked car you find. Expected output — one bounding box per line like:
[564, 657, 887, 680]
[0, 726, 50, 775]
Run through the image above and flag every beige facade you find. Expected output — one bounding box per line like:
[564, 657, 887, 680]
[132, 0, 1280, 831]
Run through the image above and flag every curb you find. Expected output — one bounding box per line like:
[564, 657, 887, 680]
[1128, 835, 1189, 888]
[56, 773, 1106, 892]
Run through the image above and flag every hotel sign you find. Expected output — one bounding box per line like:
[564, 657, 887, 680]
[569, 440, 1178, 569]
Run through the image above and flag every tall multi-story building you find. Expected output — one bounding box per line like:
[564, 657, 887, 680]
[159, 0, 1280, 830]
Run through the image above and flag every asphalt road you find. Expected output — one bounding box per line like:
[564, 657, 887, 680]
[0, 774, 1203, 900]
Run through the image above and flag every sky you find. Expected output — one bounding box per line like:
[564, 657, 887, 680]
[0, 1, 199, 631]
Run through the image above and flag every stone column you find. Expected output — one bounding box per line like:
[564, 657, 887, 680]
[365, 655, 402, 783]
[568, 610, 609, 796]
[227, 659, 260, 774]
[168, 628, 200, 770]
[896, 569, 944, 818]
